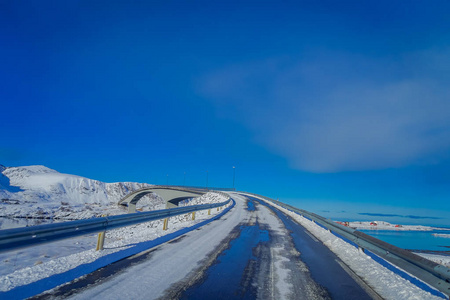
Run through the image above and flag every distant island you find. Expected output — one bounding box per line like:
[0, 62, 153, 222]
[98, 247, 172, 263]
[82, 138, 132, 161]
[335, 220, 450, 231]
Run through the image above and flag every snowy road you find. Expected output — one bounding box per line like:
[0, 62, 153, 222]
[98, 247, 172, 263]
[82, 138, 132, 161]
[37, 194, 374, 300]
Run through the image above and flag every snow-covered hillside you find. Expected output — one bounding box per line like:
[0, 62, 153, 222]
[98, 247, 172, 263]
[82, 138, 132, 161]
[0, 165, 162, 222]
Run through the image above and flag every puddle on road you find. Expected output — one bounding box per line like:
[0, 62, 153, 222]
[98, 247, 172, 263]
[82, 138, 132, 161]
[246, 198, 256, 211]
[180, 223, 269, 300]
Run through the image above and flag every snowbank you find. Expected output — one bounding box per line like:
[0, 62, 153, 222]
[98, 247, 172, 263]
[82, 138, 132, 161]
[415, 253, 450, 268]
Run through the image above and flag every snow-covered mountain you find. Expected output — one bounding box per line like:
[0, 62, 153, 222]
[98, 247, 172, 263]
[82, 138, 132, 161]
[0, 165, 163, 220]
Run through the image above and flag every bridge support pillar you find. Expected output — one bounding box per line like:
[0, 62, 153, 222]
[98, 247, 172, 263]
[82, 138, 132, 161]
[128, 203, 136, 214]
[165, 201, 178, 209]
[192, 212, 196, 220]
[119, 187, 208, 214]
[163, 218, 169, 230]
[208, 209, 211, 215]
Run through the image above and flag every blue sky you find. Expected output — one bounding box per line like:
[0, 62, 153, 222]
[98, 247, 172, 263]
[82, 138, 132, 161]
[1, 1, 450, 225]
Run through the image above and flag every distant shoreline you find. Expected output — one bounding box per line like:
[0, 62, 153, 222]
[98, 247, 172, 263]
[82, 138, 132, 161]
[335, 220, 450, 232]
[412, 249, 450, 255]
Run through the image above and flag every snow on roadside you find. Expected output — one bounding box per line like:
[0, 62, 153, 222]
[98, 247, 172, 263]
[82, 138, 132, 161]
[178, 191, 228, 207]
[0, 192, 229, 293]
[415, 253, 450, 268]
[260, 199, 445, 300]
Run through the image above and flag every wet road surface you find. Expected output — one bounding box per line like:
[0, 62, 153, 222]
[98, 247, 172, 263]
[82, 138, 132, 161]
[176, 196, 373, 300]
[252, 196, 374, 299]
[33, 194, 375, 300]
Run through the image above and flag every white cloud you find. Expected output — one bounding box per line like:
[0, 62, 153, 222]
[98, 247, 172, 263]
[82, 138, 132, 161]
[198, 49, 450, 172]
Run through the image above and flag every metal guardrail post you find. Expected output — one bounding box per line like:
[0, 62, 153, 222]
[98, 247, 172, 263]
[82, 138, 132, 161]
[163, 218, 169, 231]
[96, 231, 106, 251]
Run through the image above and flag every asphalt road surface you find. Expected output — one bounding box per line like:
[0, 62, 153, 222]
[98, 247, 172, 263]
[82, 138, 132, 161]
[34, 193, 376, 300]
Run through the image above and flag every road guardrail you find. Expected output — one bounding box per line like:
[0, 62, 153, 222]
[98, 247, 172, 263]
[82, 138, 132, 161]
[0, 197, 231, 253]
[133, 184, 236, 192]
[241, 192, 450, 298]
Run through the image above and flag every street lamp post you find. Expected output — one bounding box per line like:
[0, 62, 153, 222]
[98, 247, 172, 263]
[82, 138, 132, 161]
[233, 166, 236, 189]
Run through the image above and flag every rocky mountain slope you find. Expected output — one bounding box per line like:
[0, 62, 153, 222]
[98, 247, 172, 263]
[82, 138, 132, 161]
[0, 165, 163, 221]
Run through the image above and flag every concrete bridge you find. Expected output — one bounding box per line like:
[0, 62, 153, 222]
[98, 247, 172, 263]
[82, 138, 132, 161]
[118, 186, 210, 213]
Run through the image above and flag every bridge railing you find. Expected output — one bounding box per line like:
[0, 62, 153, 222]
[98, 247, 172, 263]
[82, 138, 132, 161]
[0, 197, 232, 254]
[242, 192, 450, 298]
[129, 185, 236, 192]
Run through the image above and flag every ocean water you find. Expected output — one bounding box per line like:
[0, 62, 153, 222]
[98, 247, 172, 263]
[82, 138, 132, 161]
[359, 228, 450, 252]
